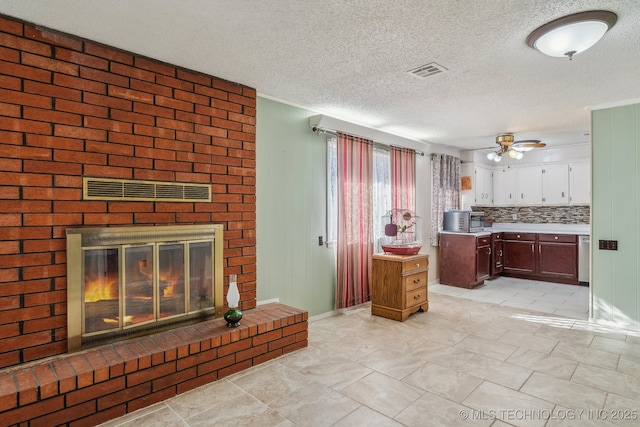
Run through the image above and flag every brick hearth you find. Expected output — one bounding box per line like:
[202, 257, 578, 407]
[0, 303, 308, 426]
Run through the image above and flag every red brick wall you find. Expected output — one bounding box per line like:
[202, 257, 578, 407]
[0, 15, 257, 369]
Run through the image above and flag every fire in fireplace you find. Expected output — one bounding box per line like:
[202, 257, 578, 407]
[66, 224, 224, 351]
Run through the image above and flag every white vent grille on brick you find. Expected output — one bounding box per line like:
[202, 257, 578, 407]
[84, 178, 211, 202]
[407, 62, 447, 78]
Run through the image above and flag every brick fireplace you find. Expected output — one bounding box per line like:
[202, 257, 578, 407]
[0, 14, 307, 426]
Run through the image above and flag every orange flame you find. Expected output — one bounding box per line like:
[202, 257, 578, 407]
[103, 315, 134, 325]
[159, 264, 184, 298]
[84, 272, 119, 303]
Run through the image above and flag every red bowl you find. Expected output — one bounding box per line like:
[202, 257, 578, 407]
[381, 245, 421, 255]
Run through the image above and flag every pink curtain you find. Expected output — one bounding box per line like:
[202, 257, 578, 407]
[336, 132, 374, 309]
[391, 146, 416, 212]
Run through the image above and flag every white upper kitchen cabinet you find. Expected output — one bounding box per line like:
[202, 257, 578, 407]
[569, 161, 591, 205]
[461, 163, 493, 206]
[493, 167, 517, 206]
[542, 164, 569, 205]
[516, 166, 543, 205]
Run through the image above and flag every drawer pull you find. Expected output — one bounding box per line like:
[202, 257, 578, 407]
[414, 294, 421, 300]
[415, 263, 420, 267]
[413, 279, 421, 284]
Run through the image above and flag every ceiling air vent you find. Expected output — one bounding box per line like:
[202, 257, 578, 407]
[84, 178, 211, 202]
[407, 62, 447, 78]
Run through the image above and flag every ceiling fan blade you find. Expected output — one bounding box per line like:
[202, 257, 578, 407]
[472, 138, 544, 152]
[470, 146, 498, 151]
[512, 140, 546, 151]
[513, 139, 544, 145]
[513, 143, 546, 148]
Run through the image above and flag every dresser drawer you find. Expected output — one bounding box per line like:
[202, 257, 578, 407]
[404, 271, 427, 292]
[406, 287, 427, 308]
[401, 256, 428, 274]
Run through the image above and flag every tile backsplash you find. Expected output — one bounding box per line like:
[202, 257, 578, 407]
[474, 205, 590, 224]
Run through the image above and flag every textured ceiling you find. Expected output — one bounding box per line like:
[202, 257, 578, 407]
[2, 0, 640, 151]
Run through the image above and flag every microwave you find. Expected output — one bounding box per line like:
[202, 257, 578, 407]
[443, 210, 485, 233]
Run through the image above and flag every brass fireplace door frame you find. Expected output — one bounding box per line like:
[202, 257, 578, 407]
[66, 224, 224, 352]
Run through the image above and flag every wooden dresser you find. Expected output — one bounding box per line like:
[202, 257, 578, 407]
[371, 253, 429, 321]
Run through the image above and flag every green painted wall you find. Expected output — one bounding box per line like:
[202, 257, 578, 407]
[591, 103, 640, 326]
[256, 97, 336, 316]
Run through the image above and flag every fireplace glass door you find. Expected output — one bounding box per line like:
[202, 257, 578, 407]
[84, 247, 120, 334]
[124, 245, 155, 326]
[68, 224, 223, 351]
[159, 243, 186, 318]
[189, 241, 213, 312]
[79, 237, 220, 343]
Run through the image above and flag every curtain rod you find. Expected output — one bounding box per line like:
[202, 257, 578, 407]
[311, 126, 425, 156]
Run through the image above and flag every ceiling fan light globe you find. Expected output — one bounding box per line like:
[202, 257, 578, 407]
[514, 151, 524, 160]
[515, 146, 533, 152]
[494, 154, 502, 162]
[487, 152, 495, 161]
[508, 149, 518, 158]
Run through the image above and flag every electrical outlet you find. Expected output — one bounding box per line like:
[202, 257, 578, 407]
[318, 236, 324, 246]
[598, 240, 618, 250]
[512, 214, 517, 220]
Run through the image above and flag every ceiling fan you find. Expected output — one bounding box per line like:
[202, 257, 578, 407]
[485, 134, 546, 162]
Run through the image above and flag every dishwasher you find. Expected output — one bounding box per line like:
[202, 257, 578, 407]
[578, 235, 590, 285]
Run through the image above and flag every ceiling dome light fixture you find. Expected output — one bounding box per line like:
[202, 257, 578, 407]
[526, 10, 617, 60]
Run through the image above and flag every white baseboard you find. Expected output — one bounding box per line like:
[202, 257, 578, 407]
[309, 310, 339, 322]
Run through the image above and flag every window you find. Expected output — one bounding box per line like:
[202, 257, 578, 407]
[327, 137, 391, 253]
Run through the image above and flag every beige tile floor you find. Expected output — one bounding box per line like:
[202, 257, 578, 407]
[430, 276, 590, 320]
[100, 278, 640, 427]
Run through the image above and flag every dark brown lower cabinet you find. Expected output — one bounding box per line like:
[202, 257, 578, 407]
[538, 234, 578, 282]
[502, 232, 578, 285]
[439, 233, 491, 288]
[503, 233, 536, 274]
[476, 237, 491, 282]
[490, 232, 503, 278]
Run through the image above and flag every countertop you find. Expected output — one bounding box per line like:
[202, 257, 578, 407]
[440, 230, 492, 237]
[440, 223, 590, 237]
[485, 223, 590, 235]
